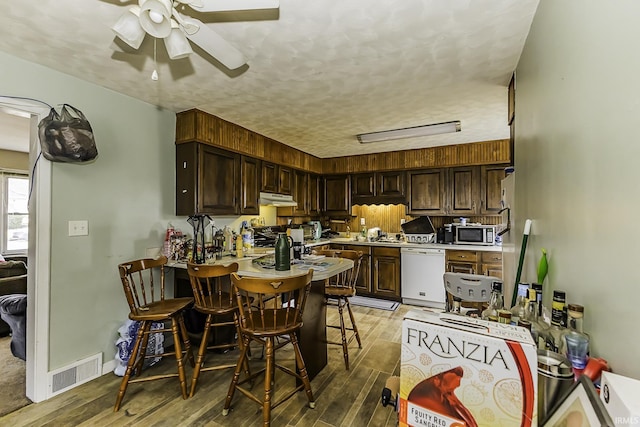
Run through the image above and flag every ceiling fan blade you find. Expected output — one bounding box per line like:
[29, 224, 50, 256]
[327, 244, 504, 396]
[191, 0, 279, 12]
[185, 18, 246, 69]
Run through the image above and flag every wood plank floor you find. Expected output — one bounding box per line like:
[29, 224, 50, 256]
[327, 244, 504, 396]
[0, 303, 415, 427]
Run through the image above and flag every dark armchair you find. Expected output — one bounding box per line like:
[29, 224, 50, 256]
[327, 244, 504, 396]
[0, 258, 27, 337]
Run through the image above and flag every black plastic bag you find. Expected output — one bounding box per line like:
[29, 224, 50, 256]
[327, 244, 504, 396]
[37, 104, 98, 163]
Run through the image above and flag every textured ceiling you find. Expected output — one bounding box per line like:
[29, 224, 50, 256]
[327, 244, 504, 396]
[0, 0, 538, 158]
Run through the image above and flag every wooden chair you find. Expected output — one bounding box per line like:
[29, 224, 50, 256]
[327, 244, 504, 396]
[187, 262, 250, 397]
[114, 255, 195, 411]
[313, 249, 363, 370]
[223, 270, 316, 426]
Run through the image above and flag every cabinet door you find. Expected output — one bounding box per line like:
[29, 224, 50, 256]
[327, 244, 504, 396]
[480, 165, 506, 214]
[240, 156, 260, 215]
[279, 166, 292, 195]
[448, 166, 480, 215]
[261, 162, 278, 193]
[481, 251, 503, 278]
[377, 171, 405, 199]
[308, 174, 321, 215]
[323, 175, 350, 216]
[291, 169, 308, 216]
[407, 169, 446, 215]
[482, 264, 503, 279]
[199, 145, 240, 214]
[352, 173, 375, 199]
[342, 245, 372, 294]
[372, 247, 401, 299]
[176, 142, 198, 216]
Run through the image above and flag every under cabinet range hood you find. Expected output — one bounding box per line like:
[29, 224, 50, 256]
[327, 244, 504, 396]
[259, 192, 298, 207]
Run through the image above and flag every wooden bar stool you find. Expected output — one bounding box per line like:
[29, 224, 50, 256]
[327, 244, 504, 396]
[223, 270, 316, 426]
[114, 255, 195, 411]
[187, 262, 250, 397]
[313, 249, 363, 370]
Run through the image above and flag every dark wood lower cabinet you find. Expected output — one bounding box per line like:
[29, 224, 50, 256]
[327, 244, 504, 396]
[372, 247, 401, 300]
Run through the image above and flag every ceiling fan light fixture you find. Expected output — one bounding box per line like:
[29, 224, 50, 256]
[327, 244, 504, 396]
[357, 121, 461, 144]
[165, 28, 193, 59]
[112, 8, 146, 49]
[139, 0, 173, 38]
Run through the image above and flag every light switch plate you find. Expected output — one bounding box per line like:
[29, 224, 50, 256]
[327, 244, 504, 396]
[68, 220, 88, 236]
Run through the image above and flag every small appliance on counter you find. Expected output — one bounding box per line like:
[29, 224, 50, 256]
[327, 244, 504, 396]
[401, 216, 435, 244]
[455, 224, 495, 245]
[308, 221, 322, 240]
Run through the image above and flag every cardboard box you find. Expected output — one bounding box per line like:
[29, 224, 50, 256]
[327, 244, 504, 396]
[399, 310, 538, 427]
[600, 371, 640, 425]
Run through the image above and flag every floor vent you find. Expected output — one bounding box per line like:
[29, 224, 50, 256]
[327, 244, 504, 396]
[48, 353, 103, 398]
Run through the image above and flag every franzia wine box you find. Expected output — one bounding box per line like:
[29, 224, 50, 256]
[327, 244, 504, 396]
[399, 310, 537, 427]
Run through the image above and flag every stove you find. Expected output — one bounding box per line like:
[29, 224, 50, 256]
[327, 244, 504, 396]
[404, 233, 435, 244]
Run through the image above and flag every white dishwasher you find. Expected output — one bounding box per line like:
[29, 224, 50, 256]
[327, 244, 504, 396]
[401, 247, 446, 309]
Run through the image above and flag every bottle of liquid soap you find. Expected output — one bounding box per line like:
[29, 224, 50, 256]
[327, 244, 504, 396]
[360, 218, 367, 239]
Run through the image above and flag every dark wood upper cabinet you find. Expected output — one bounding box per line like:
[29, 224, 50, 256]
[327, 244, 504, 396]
[377, 171, 405, 199]
[323, 175, 350, 216]
[240, 155, 260, 215]
[176, 142, 240, 215]
[448, 166, 479, 215]
[308, 174, 321, 216]
[261, 161, 292, 195]
[352, 173, 375, 199]
[407, 169, 446, 215]
[291, 169, 308, 216]
[261, 162, 278, 193]
[480, 165, 506, 214]
[279, 166, 292, 195]
[351, 171, 405, 204]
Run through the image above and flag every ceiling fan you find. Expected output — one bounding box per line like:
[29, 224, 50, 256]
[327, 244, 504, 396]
[112, 0, 279, 70]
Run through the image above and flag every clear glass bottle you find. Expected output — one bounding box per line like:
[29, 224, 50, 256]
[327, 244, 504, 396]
[242, 221, 254, 254]
[545, 290, 567, 353]
[481, 281, 504, 322]
[567, 304, 586, 335]
[524, 288, 548, 348]
[510, 283, 530, 325]
[360, 217, 367, 238]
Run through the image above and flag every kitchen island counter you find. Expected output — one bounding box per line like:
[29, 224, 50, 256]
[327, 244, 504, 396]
[168, 254, 353, 382]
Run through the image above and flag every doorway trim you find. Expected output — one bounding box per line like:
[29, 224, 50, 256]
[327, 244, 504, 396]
[1, 97, 52, 402]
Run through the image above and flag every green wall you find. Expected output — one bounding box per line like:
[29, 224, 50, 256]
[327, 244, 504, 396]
[0, 50, 180, 369]
[515, 0, 640, 377]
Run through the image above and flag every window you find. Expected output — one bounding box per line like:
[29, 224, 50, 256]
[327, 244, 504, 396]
[1, 172, 29, 254]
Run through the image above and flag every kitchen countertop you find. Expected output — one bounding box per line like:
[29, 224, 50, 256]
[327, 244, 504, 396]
[167, 247, 353, 281]
[328, 237, 502, 252]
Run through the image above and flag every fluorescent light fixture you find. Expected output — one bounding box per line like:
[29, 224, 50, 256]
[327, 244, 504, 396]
[357, 120, 461, 144]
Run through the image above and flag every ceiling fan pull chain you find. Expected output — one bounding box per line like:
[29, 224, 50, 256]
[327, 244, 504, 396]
[151, 38, 159, 81]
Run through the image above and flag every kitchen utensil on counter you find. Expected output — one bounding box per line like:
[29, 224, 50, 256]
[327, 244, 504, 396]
[537, 349, 574, 422]
[292, 242, 303, 260]
[187, 214, 211, 264]
[308, 221, 322, 240]
[274, 233, 293, 271]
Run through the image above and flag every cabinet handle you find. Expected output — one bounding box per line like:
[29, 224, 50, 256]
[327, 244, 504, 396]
[182, 189, 187, 194]
[183, 161, 187, 169]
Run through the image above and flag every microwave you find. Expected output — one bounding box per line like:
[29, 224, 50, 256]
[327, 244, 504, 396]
[455, 225, 495, 245]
